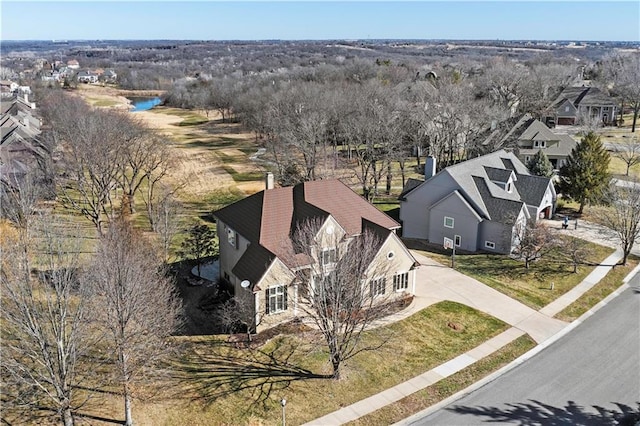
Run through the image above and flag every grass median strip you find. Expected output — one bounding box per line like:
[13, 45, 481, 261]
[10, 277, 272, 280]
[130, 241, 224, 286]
[346, 334, 536, 426]
[555, 255, 639, 322]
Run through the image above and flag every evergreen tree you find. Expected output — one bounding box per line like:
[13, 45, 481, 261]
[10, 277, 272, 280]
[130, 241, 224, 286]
[558, 132, 610, 213]
[180, 223, 218, 276]
[527, 149, 554, 177]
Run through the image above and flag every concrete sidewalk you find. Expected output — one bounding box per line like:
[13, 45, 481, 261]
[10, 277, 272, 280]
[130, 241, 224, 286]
[304, 248, 624, 426]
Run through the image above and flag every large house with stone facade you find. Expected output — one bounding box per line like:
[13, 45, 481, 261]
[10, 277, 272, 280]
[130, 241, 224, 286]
[213, 177, 418, 333]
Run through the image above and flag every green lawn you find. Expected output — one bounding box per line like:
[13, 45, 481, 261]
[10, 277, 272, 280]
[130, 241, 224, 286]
[114, 301, 510, 426]
[418, 241, 614, 310]
[348, 334, 536, 426]
[608, 155, 640, 179]
[555, 254, 639, 322]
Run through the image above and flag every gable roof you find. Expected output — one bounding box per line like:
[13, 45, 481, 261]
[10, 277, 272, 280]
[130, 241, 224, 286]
[551, 86, 616, 110]
[479, 113, 532, 149]
[479, 115, 578, 159]
[402, 150, 551, 224]
[519, 120, 560, 142]
[513, 174, 553, 207]
[214, 179, 400, 285]
[472, 176, 526, 224]
[440, 150, 526, 218]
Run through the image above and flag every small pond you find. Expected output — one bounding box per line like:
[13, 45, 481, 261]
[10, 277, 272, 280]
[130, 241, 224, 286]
[127, 96, 162, 112]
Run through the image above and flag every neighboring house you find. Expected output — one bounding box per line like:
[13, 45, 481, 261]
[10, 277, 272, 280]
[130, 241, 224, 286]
[213, 177, 418, 333]
[545, 86, 617, 126]
[67, 59, 80, 70]
[399, 150, 556, 254]
[102, 69, 117, 83]
[0, 80, 19, 93]
[482, 114, 577, 170]
[0, 98, 45, 187]
[77, 70, 99, 84]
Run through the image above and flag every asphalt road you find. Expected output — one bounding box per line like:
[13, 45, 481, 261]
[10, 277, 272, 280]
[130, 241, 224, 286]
[406, 278, 640, 426]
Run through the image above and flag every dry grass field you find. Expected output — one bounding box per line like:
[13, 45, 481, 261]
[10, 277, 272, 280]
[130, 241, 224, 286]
[77, 85, 265, 210]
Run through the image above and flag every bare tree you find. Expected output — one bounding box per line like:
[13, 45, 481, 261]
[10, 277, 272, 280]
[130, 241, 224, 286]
[340, 82, 395, 200]
[116, 129, 171, 215]
[612, 138, 640, 176]
[596, 180, 640, 266]
[87, 219, 183, 426]
[0, 173, 45, 285]
[560, 236, 594, 273]
[519, 62, 576, 119]
[216, 296, 259, 344]
[45, 94, 169, 234]
[606, 54, 640, 132]
[288, 218, 398, 379]
[512, 220, 557, 269]
[48, 102, 129, 234]
[146, 185, 182, 262]
[1, 216, 91, 426]
[478, 57, 527, 117]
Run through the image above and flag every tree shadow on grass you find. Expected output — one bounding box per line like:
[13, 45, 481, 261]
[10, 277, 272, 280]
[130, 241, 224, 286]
[447, 399, 640, 425]
[168, 337, 330, 409]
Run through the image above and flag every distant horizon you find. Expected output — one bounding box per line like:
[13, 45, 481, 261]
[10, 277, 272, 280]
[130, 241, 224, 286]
[3, 38, 638, 43]
[2, 2, 638, 42]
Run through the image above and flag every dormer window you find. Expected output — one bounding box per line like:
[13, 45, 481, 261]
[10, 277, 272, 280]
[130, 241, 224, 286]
[533, 140, 546, 148]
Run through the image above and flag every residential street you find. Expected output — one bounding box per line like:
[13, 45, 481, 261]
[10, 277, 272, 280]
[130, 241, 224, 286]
[402, 279, 640, 426]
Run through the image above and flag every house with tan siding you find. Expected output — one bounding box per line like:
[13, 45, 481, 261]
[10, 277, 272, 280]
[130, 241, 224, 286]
[213, 177, 418, 333]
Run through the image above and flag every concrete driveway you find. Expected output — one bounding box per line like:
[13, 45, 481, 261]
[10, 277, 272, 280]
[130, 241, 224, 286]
[410, 252, 568, 343]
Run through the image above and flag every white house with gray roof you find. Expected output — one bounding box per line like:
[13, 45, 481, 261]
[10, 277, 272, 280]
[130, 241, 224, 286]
[399, 150, 556, 254]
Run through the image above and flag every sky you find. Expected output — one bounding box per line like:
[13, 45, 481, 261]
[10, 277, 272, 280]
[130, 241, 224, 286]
[1, 1, 639, 42]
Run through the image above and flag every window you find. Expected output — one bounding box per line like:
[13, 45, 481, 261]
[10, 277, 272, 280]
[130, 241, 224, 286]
[444, 216, 454, 228]
[227, 227, 237, 248]
[485, 241, 496, 249]
[387, 251, 395, 260]
[454, 235, 461, 247]
[525, 156, 530, 163]
[266, 285, 288, 314]
[565, 106, 570, 112]
[393, 272, 409, 291]
[370, 277, 386, 297]
[533, 140, 546, 148]
[321, 248, 337, 266]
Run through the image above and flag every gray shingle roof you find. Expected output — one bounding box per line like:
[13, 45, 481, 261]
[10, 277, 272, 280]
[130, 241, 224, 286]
[514, 174, 552, 207]
[484, 166, 513, 183]
[443, 150, 526, 218]
[472, 176, 525, 224]
[402, 149, 552, 225]
[551, 86, 616, 109]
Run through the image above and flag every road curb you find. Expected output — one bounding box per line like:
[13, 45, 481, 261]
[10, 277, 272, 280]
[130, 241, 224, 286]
[394, 273, 637, 425]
